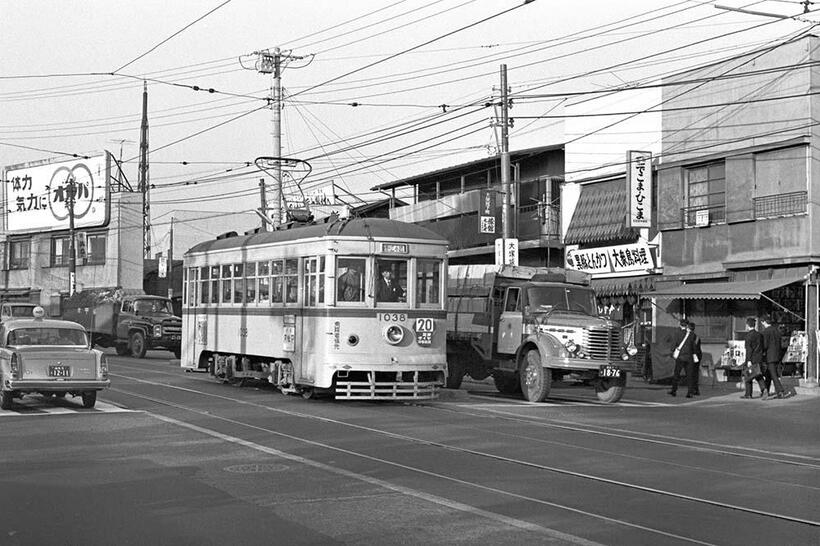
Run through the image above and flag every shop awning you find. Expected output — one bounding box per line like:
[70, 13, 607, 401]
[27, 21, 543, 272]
[565, 182, 639, 245]
[650, 275, 805, 300]
[591, 276, 655, 297]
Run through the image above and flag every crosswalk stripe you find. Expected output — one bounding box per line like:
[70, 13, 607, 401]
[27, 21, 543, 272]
[0, 400, 133, 416]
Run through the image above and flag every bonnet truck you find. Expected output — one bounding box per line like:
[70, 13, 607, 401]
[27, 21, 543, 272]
[62, 288, 182, 359]
[446, 265, 636, 403]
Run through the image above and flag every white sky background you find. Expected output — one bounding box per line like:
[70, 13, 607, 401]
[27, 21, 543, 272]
[1, 0, 817, 254]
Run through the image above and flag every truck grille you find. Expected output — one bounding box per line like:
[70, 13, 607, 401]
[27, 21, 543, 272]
[163, 319, 181, 335]
[584, 327, 620, 360]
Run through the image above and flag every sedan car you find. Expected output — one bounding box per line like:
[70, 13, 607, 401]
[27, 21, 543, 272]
[0, 307, 110, 409]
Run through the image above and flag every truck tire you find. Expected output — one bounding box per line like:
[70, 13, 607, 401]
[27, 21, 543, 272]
[172, 348, 181, 359]
[1, 390, 13, 410]
[81, 391, 97, 408]
[493, 372, 521, 395]
[130, 331, 147, 358]
[520, 349, 551, 402]
[115, 344, 129, 356]
[595, 377, 625, 403]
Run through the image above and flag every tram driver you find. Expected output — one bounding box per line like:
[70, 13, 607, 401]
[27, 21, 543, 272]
[337, 259, 364, 302]
[376, 266, 405, 303]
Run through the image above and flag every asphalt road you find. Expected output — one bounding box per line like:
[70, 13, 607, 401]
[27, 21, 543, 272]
[1, 351, 818, 545]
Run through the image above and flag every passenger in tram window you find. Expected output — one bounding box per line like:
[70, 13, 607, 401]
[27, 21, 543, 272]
[337, 262, 363, 302]
[376, 267, 404, 302]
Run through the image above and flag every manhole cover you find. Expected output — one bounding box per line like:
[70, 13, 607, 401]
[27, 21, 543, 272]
[224, 463, 288, 474]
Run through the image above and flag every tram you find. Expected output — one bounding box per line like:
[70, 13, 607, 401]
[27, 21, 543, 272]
[180, 217, 448, 400]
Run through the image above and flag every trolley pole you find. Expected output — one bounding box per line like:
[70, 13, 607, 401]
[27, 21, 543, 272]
[500, 64, 511, 263]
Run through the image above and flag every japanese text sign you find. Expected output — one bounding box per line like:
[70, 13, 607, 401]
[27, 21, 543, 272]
[565, 242, 655, 274]
[479, 189, 496, 234]
[627, 150, 652, 228]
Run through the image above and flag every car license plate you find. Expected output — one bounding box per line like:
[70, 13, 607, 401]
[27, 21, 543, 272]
[49, 365, 71, 378]
[599, 365, 621, 378]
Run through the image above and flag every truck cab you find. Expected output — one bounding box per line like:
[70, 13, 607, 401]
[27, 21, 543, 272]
[447, 265, 637, 403]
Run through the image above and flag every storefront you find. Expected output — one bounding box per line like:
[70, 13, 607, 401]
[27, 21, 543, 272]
[649, 270, 809, 382]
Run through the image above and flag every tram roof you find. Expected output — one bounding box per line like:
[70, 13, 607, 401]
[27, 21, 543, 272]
[185, 217, 447, 255]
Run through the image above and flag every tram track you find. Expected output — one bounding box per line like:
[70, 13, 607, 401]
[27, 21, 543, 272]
[105, 363, 820, 542]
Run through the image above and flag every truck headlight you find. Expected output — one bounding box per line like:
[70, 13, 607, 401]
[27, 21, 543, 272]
[564, 340, 579, 354]
[153, 325, 162, 338]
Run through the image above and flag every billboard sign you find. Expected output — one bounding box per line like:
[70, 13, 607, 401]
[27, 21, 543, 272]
[479, 189, 496, 234]
[5, 154, 109, 233]
[495, 237, 518, 266]
[565, 242, 655, 275]
[627, 150, 651, 228]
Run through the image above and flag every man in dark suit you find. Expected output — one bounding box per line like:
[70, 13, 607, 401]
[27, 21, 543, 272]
[669, 319, 700, 398]
[376, 268, 403, 302]
[688, 321, 703, 396]
[742, 317, 767, 399]
[760, 314, 786, 399]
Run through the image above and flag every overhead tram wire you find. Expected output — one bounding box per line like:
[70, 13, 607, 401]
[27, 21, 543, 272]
[112, 0, 234, 73]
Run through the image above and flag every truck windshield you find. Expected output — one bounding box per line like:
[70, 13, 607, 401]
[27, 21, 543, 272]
[527, 286, 596, 316]
[134, 299, 173, 315]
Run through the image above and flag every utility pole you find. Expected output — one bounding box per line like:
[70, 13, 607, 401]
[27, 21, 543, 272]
[167, 217, 174, 300]
[138, 81, 151, 258]
[496, 64, 515, 266]
[67, 174, 77, 296]
[242, 48, 311, 228]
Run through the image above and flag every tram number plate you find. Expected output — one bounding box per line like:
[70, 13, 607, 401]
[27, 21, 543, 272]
[599, 365, 621, 378]
[49, 365, 71, 378]
[414, 318, 435, 346]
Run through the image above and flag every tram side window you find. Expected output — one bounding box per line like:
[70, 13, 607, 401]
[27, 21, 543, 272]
[245, 262, 257, 303]
[210, 266, 220, 304]
[416, 259, 441, 305]
[272, 259, 299, 304]
[337, 257, 365, 302]
[258, 261, 270, 303]
[221, 264, 233, 303]
[375, 259, 407, 303]
[304, 256, 325, 306]
[233, 264, 245, 304]
[199, 266, 210, 305]
[186, 267, 197, 307]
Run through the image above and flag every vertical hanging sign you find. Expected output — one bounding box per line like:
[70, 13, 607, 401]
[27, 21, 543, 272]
[479, 189, 496, 234]
[627, 150, 652, 228]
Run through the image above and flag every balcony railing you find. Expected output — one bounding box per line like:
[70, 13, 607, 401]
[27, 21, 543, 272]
[753, 191, 807, 219]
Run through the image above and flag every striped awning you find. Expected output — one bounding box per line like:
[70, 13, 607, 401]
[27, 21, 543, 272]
[591, 276, 655, 297]
[650, 275, 805, 300]
[565, 183, 639, 245]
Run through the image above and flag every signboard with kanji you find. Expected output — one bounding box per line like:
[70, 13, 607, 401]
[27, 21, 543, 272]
[495, 238, 518, 266]
[4, 154, 110, 233]
[627, 150, 651, 228]
[479, 189, 496, 234]
[565, 242, 655, 274]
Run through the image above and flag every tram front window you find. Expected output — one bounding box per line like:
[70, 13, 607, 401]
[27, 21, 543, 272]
[337, 258, 365, 302]
[376, 259, 407, 303]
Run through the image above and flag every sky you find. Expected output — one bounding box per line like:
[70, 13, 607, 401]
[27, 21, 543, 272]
[1, 0, 817, 254]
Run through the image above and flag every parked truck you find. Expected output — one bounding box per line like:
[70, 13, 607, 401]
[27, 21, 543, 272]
[446, 265, 637, 403]
[61, 288, 182, 359]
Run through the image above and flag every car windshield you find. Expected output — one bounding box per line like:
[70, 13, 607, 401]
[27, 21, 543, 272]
[527, 286, 597, 316]
[7, 327, 88, 346]
[134, 299, 173, 315]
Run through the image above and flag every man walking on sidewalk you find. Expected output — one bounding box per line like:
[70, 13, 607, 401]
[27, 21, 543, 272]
[760, 314, 788, 399]
[742, 317, 767, 399]
[669, 320, 700, 398]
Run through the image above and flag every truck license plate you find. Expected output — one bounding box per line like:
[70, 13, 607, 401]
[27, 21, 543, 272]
[49, 365, 71, 378]
[599, 365, 621, 378]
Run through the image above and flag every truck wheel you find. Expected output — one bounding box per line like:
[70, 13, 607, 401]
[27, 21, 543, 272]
[493, 372, 521, 395]
[81, 391, 97, 408]
[115, 344, 129, 356]
[129, 331, 147, 358]
[1, 390, 13, 410]
[445, 357, 464, 389]
[172, 348, 181, 359]
[520, 349, 551, 402]
[595, 377, 625, 403]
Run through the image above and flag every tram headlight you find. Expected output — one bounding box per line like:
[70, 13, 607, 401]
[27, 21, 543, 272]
[383, 325, 405, 345]
[347, 334, 359, 346]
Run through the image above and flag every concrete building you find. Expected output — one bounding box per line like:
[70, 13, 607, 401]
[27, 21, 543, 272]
[652, 34, 820, 388]
[1, 153, 143, 315]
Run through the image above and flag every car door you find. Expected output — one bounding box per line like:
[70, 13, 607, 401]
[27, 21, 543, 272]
[497, 287, 522, 355]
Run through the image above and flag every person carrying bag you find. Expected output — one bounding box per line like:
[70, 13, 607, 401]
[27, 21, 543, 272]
[742, 317, 767, 399]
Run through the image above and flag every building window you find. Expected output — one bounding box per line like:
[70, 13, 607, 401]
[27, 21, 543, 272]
[8, 239, 30, 270]
[84, 233, 107, 265]
[684, 161, 725, 226]
[51, 236, 70, 267]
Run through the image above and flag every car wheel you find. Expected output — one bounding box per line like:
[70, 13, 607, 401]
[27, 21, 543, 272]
[81, 391, 97, 408]
[130, 331, 147, 358]
[1, 390, 13, 410]
[520, 349, 551, 402]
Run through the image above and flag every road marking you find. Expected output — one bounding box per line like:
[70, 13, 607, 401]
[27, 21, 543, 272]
[0, 399, 133, 417]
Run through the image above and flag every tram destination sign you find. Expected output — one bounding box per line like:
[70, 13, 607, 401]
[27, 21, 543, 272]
[381, 243, 408, 254]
